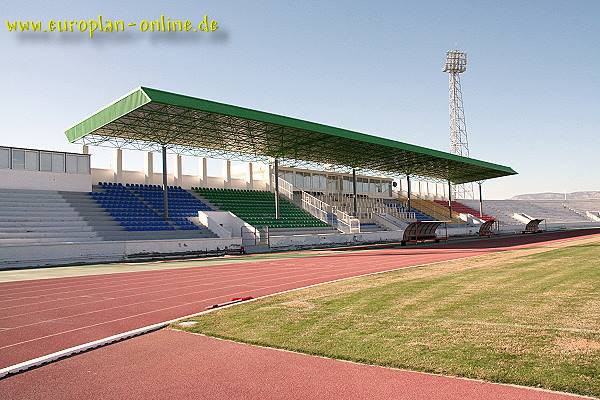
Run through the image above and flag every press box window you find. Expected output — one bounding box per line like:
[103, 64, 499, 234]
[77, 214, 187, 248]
[25, 151, 39, 171]
[40, 152, 52, 171]
[66, 154, 78, 174]
[11, 149, 25, 170]
[0, 148, 9, 169]
[77, 156, 90, 174]
[51, 153, 65, 173]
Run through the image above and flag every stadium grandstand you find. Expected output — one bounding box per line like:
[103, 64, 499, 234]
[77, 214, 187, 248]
[1, 86, 598, 268]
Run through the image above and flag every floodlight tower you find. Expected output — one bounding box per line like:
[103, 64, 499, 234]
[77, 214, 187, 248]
[443, 50, 473, 199]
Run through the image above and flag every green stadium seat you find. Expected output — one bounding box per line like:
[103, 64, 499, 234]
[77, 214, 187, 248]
[193, 188, 329, 229]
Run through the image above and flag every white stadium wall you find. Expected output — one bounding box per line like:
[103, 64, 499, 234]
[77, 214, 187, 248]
[0, 146, 92, 192]
[0, 168, 92, 192]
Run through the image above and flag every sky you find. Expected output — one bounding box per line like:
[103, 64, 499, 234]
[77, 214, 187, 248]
[1, 0, 599, 199]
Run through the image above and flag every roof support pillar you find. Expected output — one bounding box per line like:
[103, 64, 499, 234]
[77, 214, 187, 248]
[274, 158, 280, 220]
[173, 154, 182, 186]
[352, 168, 357, 217]
[198, 157, 207, 187]
[447, 180, 453, 219]
[144, 152, 153, 184]
[247, 162, 254, 190]
[223, 160, 231, 188]
[81, 145, 89, 155]
[162, 145, 169, 220]
[478, 182, 484, 218]
[406, 175, 412, 211]
[112, 148, 122, 183]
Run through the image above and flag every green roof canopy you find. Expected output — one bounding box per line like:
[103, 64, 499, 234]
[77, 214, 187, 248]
[65, 87, 516, 184]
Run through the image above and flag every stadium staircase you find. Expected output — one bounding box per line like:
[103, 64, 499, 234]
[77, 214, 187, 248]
[0, 189, 101, 245]
[313, 193, 423, 224]
[382, 199, 435, 222]
[397, 192, 460, 222]
[434, 200, 495, 222]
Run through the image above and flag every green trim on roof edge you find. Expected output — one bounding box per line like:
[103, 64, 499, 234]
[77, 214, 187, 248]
[64, 86, 517, 181]
[65, 88, 151, 143]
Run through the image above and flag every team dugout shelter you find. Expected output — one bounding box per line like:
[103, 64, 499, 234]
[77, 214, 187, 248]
[65, 87, 517, 222]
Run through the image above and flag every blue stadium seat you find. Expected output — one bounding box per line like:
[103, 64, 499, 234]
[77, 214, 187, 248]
[91, 183, 211, 231]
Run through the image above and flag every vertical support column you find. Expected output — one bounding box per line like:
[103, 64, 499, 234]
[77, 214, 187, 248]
[173, 154, 182, 186]
[447, 180, 453, 219]
[162, 146, 169, 220]
[478, 182, 483, 218]
[406, 175, 412, 211]
[267, 164, 273, 191]
[144, 152, 153, 184]
[82, 145, 89, 155]
[198, 157, 207, 187]
[223, 160, 231, 188]
[274, 158, 280, 220]
[247, 162, 254, 189]
[112, 148, 122, 183]
[352, 168, 357, 216]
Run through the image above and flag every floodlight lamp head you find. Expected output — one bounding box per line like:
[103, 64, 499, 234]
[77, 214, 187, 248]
[443, 50, 467, 73]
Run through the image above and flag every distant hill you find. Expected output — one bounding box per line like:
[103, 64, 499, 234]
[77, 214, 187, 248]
[510, 191, 600, 200]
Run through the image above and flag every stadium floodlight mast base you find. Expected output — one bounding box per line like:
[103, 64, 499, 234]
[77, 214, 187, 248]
[444, 50, 474, 200]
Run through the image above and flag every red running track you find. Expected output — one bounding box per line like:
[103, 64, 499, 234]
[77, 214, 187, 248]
[0, 329, 588, 400]
[0, 229, 598, 370]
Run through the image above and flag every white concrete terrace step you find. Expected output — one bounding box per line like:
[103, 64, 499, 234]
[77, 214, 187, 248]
[0, 193, 65, 197]
[0, 226, 94, 233]
[0, 197, 67, 202]
[0, 204, 74, 210]
[0, 237, 100, 246]
[0, 231, 98, 239]
[0, 221, 92, 228]
[0, 209, 84, 220]
[0, 216, 86, 222]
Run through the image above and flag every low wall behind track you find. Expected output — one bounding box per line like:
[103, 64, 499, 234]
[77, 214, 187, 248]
[268, 230, 405, 249]
[0, 237, 242, 269]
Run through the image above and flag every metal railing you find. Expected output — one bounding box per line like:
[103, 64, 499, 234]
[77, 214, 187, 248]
[298, 184, 361, 233]
[277, 177, 294, 201]
[334, 208, 361, 233]
[301, 191, 330, 223]
[372, 212, 407, 231]
[396, 189, 456, 221]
